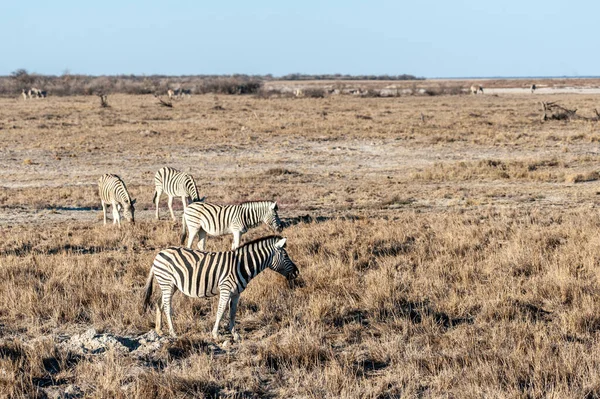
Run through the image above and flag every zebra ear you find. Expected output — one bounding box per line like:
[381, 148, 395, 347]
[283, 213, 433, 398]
[275, 238, 287, 248]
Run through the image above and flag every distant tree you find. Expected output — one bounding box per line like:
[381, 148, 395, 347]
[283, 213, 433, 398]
[10, 69, 35, 87]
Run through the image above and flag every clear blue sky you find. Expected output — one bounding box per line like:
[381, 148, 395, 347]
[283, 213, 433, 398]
[1, 0, 597, 78]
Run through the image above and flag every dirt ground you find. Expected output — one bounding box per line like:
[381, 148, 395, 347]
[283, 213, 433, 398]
[2, 82, 600, 397]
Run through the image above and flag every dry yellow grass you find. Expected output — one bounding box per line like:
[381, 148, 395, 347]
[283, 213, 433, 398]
[2, 85, 600, 397]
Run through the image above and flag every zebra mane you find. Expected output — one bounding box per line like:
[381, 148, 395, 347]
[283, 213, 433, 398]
[237, 235, 283, 249]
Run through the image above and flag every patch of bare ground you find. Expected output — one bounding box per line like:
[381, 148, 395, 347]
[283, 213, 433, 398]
[3, 91, 600, 396]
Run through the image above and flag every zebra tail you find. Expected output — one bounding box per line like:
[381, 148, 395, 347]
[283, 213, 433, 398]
[180, 213, 188, 245]
[142, 268, 154, 313]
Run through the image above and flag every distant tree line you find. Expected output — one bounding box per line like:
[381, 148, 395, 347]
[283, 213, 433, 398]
[0, 69, 421, 97]
[279, 73, 422, 81]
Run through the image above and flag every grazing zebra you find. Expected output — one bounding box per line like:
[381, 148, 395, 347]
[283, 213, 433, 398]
[98, 174, 136, 227]
[470, 85, 483, 95]
[29, 87, 43, 98]
[531, 84, 536, 94]
[142, 235, 299, 339]
[153, 167, 203, 221]
[180, 201, 283, 250]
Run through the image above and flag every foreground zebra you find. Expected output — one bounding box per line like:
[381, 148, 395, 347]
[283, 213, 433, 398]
[180, 201, 283, 250]
[153, 167, 203, 221]
[98, 174, 136, 227]
[142, 235, 299, 339]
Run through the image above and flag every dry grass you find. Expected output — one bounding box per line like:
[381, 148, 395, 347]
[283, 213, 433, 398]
[2, 84, 600, 397]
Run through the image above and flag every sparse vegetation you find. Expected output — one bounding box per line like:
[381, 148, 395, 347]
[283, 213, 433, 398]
[3, 83, 600, 396]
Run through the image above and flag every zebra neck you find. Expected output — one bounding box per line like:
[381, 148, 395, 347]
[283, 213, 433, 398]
[186, 180, 199, 200]
[241, 203, 267, 228]
[235, 243, 273, 278]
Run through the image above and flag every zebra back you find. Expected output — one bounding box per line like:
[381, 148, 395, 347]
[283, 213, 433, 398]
[184, 201, 282, 235]
[98, 174, 133, 204]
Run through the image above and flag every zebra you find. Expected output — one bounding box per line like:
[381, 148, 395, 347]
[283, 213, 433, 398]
[167, 89, 174, 99]
[29, 87, 43, 98]
[531, 84, 536, 94]
[142, 235, 299, 340]
[180, 201, 283, 250]
[98, 174, 136, 227]
[470, 85, 483, 95]
[153, 167, 203, 221]
[21, 89, 27, 100]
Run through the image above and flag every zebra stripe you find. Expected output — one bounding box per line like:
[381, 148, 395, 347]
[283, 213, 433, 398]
[142, 235, 299, 339]
[98, 174, 135, 227]
[153, 167, 202, 221]
[180, 201, 283, 250]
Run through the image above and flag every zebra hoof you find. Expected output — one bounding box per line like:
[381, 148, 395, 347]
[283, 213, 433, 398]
[232, 332, 241, 342]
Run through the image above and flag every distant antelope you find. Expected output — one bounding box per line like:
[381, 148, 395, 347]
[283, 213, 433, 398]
[530, 84, 536, 94]
[470, 85, 484, 95]
[294, 88, 304, 97]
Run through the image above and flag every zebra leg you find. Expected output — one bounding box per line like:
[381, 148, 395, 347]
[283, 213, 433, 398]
[161, 285, 177, 337]
[228, 294, 241, 341]
[154, 188, 162, 220]
[101, 201, 107, 225]
[231, 231, 242, 250]
[196, 229, 207, 251]
[212, 290, 231, 340]
[112, 202, 121, 227]
[181, 196, 188, 212]
[155, 297, 163, 334]
[167, 195, 175, 221]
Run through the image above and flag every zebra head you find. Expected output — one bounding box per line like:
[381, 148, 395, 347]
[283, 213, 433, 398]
[123, 198, 136, 223]
[270, 238, 299, 280]
[264, 202, 283, 233]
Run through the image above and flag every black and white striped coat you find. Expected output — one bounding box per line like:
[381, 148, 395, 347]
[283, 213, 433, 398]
[142, 235, 299, 339]
[180, 201, 283, 250]
[98, 174, 136, 227]
[153, 167, 202, 221]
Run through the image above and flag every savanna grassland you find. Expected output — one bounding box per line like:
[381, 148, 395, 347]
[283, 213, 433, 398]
[3, 83, 600, 397]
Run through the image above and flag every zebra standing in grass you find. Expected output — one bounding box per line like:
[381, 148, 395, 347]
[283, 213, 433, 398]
[470, 85, 484, 95]
[142, 235, 299, 339]
[153, 167, 203, 221]
[180, 201, 283, 250]
[98, 174, 136, 227]
[531, 84, 536, 94]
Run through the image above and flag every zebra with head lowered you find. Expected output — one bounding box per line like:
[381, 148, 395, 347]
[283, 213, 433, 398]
[181, 201, 283, 250]
[153, 167, 203, 221]
[98, 174, 136, 227]
[470, 85, 484, 95]
[142, 235, 299, 340]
